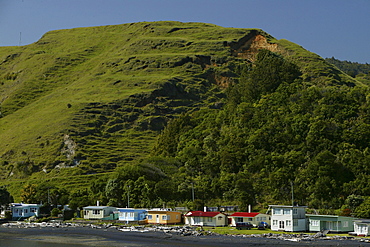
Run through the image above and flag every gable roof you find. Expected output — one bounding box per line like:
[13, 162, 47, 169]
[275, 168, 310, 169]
[185, 211, 223, 217]
[354, 219, 370, 224]
[306, 214, 355, 220]
[83, 206, 116, 210]
[229, 212, 260, 217]
[117, 208, 147, 213]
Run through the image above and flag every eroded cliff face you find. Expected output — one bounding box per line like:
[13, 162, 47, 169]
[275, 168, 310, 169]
[229, 32, 279, 62]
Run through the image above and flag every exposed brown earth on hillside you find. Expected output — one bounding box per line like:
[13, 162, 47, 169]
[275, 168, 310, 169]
[229, 31, 279, 62]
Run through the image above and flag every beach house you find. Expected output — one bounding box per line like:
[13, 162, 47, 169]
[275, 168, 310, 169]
[269, 205, 307, 232]
[11, 203, 40, 220]
[229, 212, 271, 227]
[117, 208, 147, 223]
[184, 211, 227, 227]
[353, 219, 370, 236]
[147, 209, 182, 225]
[307, 214, 355, 233]
[83, 206, 117, 220]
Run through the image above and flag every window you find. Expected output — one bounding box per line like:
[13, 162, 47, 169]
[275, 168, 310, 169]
[129, 212, 134, 217]
[148, 215, 152, 220]
[208, 217, 213, 222]
[311, 220, 319, 226]
[273, 220, 278, 226]
[176, 215, 179, 220]
[92, 210, 100, 215]
[194, 217, 201, 224]
[286, 220, 291, 226]
[283, 209, 291, 215]
[167, 215, 171, 220]
[293, 219, 298, 226]
[30, 208, 37, 213]
[84, 210, 87, 215]
[236, 217, 243, 223]
[343, 221, 348, 227]
[293, 208, 298, 215]
[162, 215, 167, 220]
[24, 209, 28, 214]
[248, 218, 253, 221]
[273, 208, 282, 215]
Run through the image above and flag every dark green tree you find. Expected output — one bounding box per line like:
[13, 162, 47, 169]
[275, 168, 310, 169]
[0, 186, 13, 210]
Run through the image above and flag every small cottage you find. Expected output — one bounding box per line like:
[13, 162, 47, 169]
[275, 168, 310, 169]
[11, 203, 40, 220]
[269, 205, 307, 232]
[229, 212, 271, 227]
[83, 206, 117, 220]
[117, 208, 147, 223]
[184, 211, 227, 227]
[353, 219, 370, 236]
[147, 209, 182, 225]
[307, 214, 355, 233]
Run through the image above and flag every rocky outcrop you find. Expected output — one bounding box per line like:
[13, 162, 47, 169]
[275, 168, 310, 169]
[228, 31, 279, 62]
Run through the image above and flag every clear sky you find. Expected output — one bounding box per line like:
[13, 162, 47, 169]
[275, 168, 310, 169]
[1, 0, 369, 63]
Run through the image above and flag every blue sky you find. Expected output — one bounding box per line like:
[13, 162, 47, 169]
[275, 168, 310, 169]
[1, 0, 369, 63]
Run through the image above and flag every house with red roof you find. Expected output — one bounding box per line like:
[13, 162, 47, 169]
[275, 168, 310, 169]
[184, 211, 227, 227]
[229, 212, 271, 227]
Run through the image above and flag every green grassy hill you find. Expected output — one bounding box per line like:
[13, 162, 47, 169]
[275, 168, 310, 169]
[0, 21, 362, 201]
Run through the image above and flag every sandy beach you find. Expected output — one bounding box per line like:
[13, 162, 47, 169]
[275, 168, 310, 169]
[1, 225, 369, 247]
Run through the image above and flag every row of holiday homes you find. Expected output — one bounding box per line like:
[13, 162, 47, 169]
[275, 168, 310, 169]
[8, 203, 370, 236]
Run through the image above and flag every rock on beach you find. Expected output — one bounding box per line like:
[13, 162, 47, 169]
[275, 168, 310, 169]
[0, 222, 367, 246]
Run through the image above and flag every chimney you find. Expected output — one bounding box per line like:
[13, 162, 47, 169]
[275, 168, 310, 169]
[97, 201, 100, 206]
[248, 204, 251, 213]
[204, 206, 207, 212]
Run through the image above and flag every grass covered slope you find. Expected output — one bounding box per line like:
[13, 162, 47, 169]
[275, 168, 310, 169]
[0, 22, 262, 178]
[0, 21, 362, 196]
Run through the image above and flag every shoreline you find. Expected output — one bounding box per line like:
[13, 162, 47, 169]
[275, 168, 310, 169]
[1, 223, 369, 246]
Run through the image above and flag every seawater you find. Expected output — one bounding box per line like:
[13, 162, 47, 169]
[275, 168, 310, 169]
[0, 239, 84, 247]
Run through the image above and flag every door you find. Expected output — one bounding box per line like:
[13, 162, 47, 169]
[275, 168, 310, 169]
[156, 214, 160, 223]
[279, 220, 285, 229]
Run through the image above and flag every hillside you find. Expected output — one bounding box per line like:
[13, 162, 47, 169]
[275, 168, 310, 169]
[325, 57, 370, 85]
[0, 22, 367, 211]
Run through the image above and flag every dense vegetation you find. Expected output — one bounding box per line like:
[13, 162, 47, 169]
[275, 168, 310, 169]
[151, 50, 370, 216]
[0, 21, 369, 217]
[326, 57, 370, 77]
[326, 57, 370, 85]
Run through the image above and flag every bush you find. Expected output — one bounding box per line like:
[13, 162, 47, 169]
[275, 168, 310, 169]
[4, 211, 11, 220]
[51, 208, 62, 217]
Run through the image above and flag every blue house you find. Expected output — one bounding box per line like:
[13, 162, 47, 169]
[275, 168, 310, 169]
[117, 208, 147, 224]
[11, 203, 41, 221]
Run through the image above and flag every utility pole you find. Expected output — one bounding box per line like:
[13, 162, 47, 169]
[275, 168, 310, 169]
[47, 188, 50, 204]
[291, 181, 294, 206]
[127, 185, 130, 208]
[191, 182, 195, 202]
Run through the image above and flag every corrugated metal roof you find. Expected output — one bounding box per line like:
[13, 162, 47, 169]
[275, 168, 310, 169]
[83, 206, 115, 209]
[229, 212, 260, 217]
[185, 211, 223, 217]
